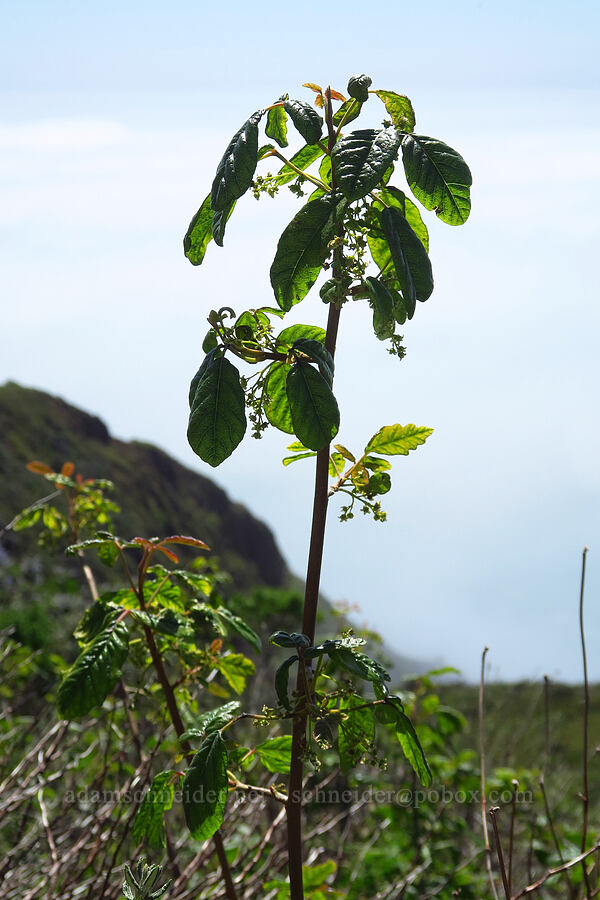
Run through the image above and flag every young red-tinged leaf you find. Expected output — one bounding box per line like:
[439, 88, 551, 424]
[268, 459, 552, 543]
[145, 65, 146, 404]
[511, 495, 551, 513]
[27, 460, 53, 475]
[156, 546, 179, 564]
[328, 88, 346, 103]
[302, 82, 322, 93]
[61, 461, 75, 477]
[160, 535, 210, 550]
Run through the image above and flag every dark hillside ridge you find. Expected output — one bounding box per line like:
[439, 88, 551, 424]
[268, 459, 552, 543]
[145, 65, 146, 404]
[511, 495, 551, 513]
[0, 382, 287, 589]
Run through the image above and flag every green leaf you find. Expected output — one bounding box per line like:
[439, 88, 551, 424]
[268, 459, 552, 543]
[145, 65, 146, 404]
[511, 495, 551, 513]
[187, 356, 246, 467]
[275, 143, 324, 186]
[133, 771, 176, 850]
[372, 186, 429, 251]
[375, 91, 416, 132]
[183, 194, 212, 266]
[332, 648, 390, 684]
[188, 349, 220, 408]
[338, 697, 375, 773]
[332, 97, 362, 128]
[328, 452, 345, 477]
[284, 99, 323, 144]
[282, 450, 317, 467]
[212, 199, 236, 247]
[73, 600, 114, 645]
[214, 606, 261, 653]
[286, 362, 340, 451]
[211, 110, 263, 212]
[216, 652, 255, 695]
[367, 472, 391, 495]
[264, 362, 294, 434]
[380, 206, 433, 317]
[347, 74, 372, 103]
[363, 455, 391, 472]
[274, 655, 297, 710]
[183, 732, 229, 841]
[395, 709, 432, 786]
[256, 735, 293, 773]
[365, 423, 433, 455]
[57, 620, 129, 719]
[332, 128, 401, 202]
[401, 133, 472, 226]
[202, 329, 218, 353]
[270, 196, 340, 311]
[364, 276, 395, 341]
[270, 631, 310, 649]
[276, 323, 326, 350]
[266, 96, 288, 148]
[181, 701, 241, 743]
[292, 338, 334, 385]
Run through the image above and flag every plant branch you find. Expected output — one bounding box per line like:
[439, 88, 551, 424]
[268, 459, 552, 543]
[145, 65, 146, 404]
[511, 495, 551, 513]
[479, 647, 500, 900]
[579, 546, 592, 898]
[489, 807, 511, 900]
[286, 84, 343, 900]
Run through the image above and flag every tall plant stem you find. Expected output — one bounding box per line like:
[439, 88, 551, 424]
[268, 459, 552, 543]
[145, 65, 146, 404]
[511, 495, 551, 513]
[287, 86, 342, 900]
[137, 572, 238, 900]
[479, 647, 500, 900]
[579, 546, 592, 898]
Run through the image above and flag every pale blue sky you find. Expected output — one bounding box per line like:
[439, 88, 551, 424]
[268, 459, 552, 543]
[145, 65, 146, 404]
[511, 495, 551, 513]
[1, 0, 599, 680]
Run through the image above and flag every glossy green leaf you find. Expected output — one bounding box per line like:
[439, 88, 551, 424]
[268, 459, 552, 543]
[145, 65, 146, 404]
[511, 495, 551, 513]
[284, 99, 323, 145]
[401, 133, 472, 225]
[216, 652, 255, 695]
[381, 206, 433, 317]
[214, 607, 261, 653]
[364, 276, 395, 341]
[266, 96, 288, 148]
[212, 199, 236, 247]
[57, 620, 129, 719]
[275, 655, 297, 709]
[133, 771, 176, 850]
[286, 362, 340, 451]
[275, 143, 324, 186]
[395, 709, 432, 786]
[187, 356, 246, 467]
[73, 600, 114, 645]
[365, 423, 433, 455]
[264, 362, 294, 434]
[332, 647, 390, 684]
[372, 186, 429, 251]
[276, 323, 326, 350]
[183, 732, 228, 841]
[347, 74, 372, 103]
[256, 735, 293, 773]
[332, 97, 362, 128]
[270, 196, 341, 310]
[318, 154, 332, 187]
[292, 338, 334, 385]
[332, 128, 401, 202]
[211, 110, 263, 212]
[271, 631, 310, 649]
[375, 91, 416, 132]
[181, 701, 241, 743]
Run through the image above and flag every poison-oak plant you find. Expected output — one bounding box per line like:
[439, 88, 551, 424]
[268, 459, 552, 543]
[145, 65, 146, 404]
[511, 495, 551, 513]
[184, 74, 472, 899]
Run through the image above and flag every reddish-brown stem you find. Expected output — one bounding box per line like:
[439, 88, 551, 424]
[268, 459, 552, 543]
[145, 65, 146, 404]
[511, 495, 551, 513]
[489, 807, 511, 900]
[137, 561, 238, 900]
[287, 85, 341, 900]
